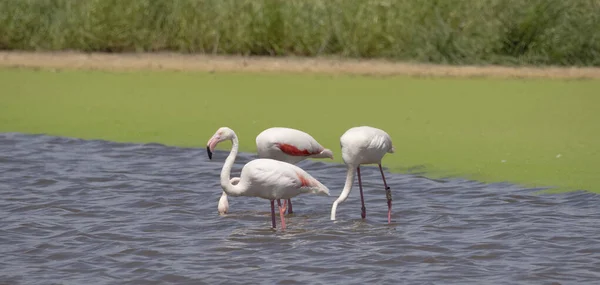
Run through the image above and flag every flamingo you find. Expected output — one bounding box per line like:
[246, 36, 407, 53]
[330, 126, 395, 224]
[217, 127, 333, 215]
[207, 127, 330, 230]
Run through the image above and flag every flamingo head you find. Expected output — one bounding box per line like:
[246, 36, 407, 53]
[217, 191, 229, 215]
[206, 127, 235, 159]
[321, 148, 334, 159]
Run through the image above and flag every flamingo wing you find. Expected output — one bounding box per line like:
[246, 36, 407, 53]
[276, 142, 322, 156]
[257, 127, 325, 157]
[246, 160, 298, 188]
[367, 132, 394, 153]
[343, 126, 394, 153]
[239, 159, 329, 199]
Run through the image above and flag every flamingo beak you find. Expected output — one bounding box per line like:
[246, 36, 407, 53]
[206, 146, 213, 160]
[206, 136, 219, 160]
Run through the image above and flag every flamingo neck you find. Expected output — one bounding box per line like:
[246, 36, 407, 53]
[330, 165, 356, 220]
[220, 135, 244, 197]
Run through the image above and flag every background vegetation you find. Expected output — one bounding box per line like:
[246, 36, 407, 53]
[1, 0, 599, 66]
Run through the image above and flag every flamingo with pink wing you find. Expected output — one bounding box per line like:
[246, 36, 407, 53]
[206, 127, 330, 230]
[216, 127, 333, 216]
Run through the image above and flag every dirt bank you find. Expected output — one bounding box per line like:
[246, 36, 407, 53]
[2, 51, 600, 79]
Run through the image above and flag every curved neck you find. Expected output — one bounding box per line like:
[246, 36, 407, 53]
[339, 165, 356, 202]
[330, 165, 356, 220]
[220, 134, 244, 197]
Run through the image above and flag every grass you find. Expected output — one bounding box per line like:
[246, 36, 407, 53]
[1, 66, 599, 193]
[1, 0, 599, 66]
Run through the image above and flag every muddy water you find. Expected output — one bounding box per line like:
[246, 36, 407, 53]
[1, 133, 599, 284]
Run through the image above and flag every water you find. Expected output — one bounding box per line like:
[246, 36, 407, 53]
[1, 132, 599, 285]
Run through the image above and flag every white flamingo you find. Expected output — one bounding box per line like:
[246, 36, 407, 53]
[217, 127, 333, 215]
[207, 127, 330, 230]
[330, 126, 395, 224]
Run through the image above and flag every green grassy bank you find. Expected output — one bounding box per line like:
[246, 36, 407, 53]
[1, 67, 599, 193]
[1, 0, 599, 66]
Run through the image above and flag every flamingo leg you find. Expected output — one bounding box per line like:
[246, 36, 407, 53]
[277, 199, 287, 230]
[271, 200, 277, 228]
[357, 166, 366, 219]
[287, 199, 293, 214]
[378, 164, 392, 224]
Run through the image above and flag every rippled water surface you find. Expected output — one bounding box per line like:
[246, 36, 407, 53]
[1, 133, 600, 284]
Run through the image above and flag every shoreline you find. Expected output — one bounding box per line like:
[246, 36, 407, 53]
[2, 51, 600, 79]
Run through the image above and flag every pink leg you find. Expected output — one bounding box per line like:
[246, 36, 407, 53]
[378, 164, 392, 224]
[277, 199, 287, 230]
[271, 200, 276, 228]
[287, 199, 293, 214]
[357, 166, 366, 219]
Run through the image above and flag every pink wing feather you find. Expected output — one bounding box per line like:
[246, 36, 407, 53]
[256, 127, 325, 158]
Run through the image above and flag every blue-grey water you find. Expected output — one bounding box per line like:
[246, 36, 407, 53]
[1, 132, 599, 285]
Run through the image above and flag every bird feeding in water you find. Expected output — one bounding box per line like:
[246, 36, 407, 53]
[216, 127, 333, 215]
[330, 126, 395, 224]
[206, 127, 330, 230]
[255, 127, 334, 165]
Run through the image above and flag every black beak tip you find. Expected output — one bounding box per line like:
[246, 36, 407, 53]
[206, 146, 213, 160]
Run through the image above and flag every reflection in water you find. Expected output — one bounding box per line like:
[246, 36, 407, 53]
[1, 132, 599, 284]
